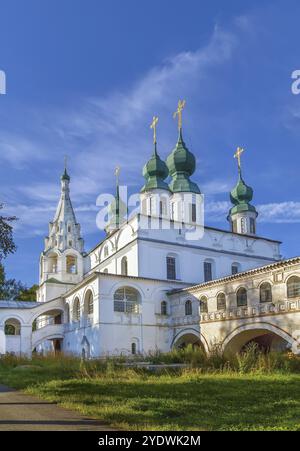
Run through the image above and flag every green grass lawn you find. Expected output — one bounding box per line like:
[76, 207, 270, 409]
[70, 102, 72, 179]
[0, 356, 299, 430]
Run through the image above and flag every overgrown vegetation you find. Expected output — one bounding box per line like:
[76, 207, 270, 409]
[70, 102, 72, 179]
[0, 347, 299, 430]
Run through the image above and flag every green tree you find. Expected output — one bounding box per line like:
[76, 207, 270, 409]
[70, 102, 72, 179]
[19, 284, 38, 301]
[0, 203, 17, 260]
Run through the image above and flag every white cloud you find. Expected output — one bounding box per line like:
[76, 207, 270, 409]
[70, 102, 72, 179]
[0, 24, 239, 240]
[205, 200, 300, 224]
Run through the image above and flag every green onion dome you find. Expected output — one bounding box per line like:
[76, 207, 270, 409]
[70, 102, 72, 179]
[166, 129, 200, 194]
[141, 143, 170, 192]
[229, 172, 257, 215]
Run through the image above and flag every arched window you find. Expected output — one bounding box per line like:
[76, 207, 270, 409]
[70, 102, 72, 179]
[73, 297, 80, 321]
[260, 282, 272, 303]
[161, 300, 167, 315]
[103, 268, 108, 274]
[199, 296, 208, 313]
[84, 290, 94, 315]
[131, 342, 137, 355]
[237, 287, 247, 307]
[66, 255, 77, 274]
[287, 276, 300, 298]
[217, 293, 226, 310]
[185, 300, 192, 316]
[47, 253, 58, 273]
[114, 287, 140, 313]
[4, 318, 21, 335]
[121, 256, 128, 276]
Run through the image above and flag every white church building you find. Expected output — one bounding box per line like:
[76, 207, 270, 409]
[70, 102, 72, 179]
[0, 109, 299, 358]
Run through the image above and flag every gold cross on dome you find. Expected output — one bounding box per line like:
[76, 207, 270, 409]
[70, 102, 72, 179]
[234, 146, 244, 170]
[173, 99, 186, 130]
[150, 116, 159, 144]
[64, 155, 68, 171]
[115, 166, 120, 186]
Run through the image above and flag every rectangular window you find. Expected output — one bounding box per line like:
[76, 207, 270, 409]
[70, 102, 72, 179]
[171, 203, 175, 220]
[232, 265, 238, 275]
[250, 218, 256, 234]
[232, 220, 237, 233]
[167, 256, 176, 280]
[241, 218, 247, 234]
[191, 203, 196, 223]
[204, 262, 212, 282]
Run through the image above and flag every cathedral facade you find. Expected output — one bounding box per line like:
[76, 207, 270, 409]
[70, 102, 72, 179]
[0, 111, 299, 358]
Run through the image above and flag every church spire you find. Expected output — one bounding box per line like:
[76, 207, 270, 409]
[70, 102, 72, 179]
[44, 163, 84, 253]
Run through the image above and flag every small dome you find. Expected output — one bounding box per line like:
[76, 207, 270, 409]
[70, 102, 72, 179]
[166, 129, 196, 177]
[141, 144, 169, 192]
[61, 168, 70, 181]
[230, 176, 253, 205]
[230, 175, 253, 205]
[143, 144, 169, 180]
[229, 172, 257, 217]
[166, 129, 200, 194]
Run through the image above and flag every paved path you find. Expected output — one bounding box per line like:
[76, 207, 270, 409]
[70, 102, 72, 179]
[0, 384, 115, 431]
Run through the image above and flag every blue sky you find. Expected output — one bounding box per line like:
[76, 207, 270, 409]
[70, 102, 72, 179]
[1, 0, 300, 285]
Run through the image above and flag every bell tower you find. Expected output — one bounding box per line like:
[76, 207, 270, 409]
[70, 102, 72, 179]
[37, 164, 85, 302]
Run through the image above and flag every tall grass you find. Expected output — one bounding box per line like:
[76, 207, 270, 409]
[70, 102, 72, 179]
[1, 346, 299, 378]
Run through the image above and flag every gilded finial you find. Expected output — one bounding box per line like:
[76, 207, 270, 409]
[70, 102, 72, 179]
[173, 99, 186, 130]
[64, 155, 68, 171]
[115, 166, 120, 187]
[234, 147, 244, 173]
[150, 116, 159, 144]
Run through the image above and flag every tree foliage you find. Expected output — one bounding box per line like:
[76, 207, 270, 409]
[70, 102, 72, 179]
[0, 203, 17, 261]
[0, 264, 37, 301]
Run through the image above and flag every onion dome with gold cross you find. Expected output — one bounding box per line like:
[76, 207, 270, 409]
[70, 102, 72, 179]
[141, 116, 170, 193]
[228, 147, 257, 217]
[166, 100, 200, 194]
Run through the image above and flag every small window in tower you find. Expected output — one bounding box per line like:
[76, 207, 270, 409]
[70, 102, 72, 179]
[191, 203, 196, 223]
[67, 255, 77, 274]
[250, 218, 256, 234]
[232, 220, 238, 233]
[131, 342, 137, 355]
[171, 203, 175, 220]
[159, 200, 163, 216]
[241, 218, 247, 234]
[69, 240, 72, 247]
[68, 225, 71, 233]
